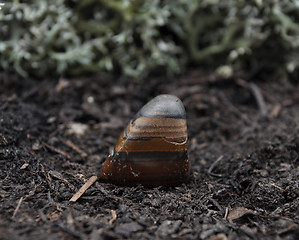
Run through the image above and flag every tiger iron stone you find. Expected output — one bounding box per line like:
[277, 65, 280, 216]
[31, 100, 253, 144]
[100, 94, 189, 187]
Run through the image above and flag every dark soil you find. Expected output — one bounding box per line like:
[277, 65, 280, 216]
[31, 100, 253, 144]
[0, 71, 298, 240]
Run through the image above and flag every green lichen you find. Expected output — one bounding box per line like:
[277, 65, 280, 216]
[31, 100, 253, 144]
[0, 0, 298, 79]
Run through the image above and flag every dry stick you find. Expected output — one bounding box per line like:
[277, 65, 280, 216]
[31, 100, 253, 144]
[12, 197, 24, 218]
[235, 78, 250, 89]
[0, 134, 8, 145]
[219, 92, 251, 125]
[44, 143, 72, 159]
[260, 214, 295, 222]
[208, 155, 223, 177]
[65, 140, 88, 158]
[69, 176, 98, 202]
[250, 82, 268, 117]
[109, 210, 117, 225]
[270, 104, 282, 118]
[224, 207, 229, 220]
[208, 197, 224, 213]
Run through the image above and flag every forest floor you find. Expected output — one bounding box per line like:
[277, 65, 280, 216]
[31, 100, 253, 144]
[0, 70, 298, 240]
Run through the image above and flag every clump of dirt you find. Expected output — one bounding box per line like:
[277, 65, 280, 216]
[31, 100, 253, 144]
[0, 71, 298, 239]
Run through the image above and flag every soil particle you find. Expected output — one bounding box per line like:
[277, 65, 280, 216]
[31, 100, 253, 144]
[0, 71, 298, 239]
[115, 222, 144, 237]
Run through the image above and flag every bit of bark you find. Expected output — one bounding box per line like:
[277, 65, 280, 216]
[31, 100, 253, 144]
[227, 207, 256, 222]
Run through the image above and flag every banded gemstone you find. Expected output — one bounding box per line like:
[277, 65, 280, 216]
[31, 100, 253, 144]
[100, 94, 189, 187]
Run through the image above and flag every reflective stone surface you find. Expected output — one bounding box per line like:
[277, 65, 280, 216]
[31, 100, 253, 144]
[100, 94, 189, 187]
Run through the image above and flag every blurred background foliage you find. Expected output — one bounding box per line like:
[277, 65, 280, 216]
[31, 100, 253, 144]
[0, 0, 299, 80]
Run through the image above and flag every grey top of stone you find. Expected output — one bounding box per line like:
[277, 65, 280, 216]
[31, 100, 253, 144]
[135, 94, 186, 119]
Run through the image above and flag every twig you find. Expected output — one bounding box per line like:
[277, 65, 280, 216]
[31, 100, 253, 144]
[208, 155, 223, 177]
[109, 210, 117, 224]
[274, 224, 298, 235]
[69, 176, 98, 202]
[260, 216, 298, 235]
[12, 197, 24, 218]
[41, 164, 54, 190]
[250, 82, 268, 117]
[260, 214, 295, 223]
[208, 197, 223, 213]
[65, 140, 88, 158]
[49, 170, 74, 189]
[235, 78, 250, 89]
[0, 134, 8, 145]
[219, 92, 251, 125]
[224, 207, 229, 220]
[270, 104, 281, 118]
[44, 143, 71, 159]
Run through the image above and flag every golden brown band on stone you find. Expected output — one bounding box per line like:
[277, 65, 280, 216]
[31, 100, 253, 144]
[127, 117, 187, 138]
[115, 131, 188, 152]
